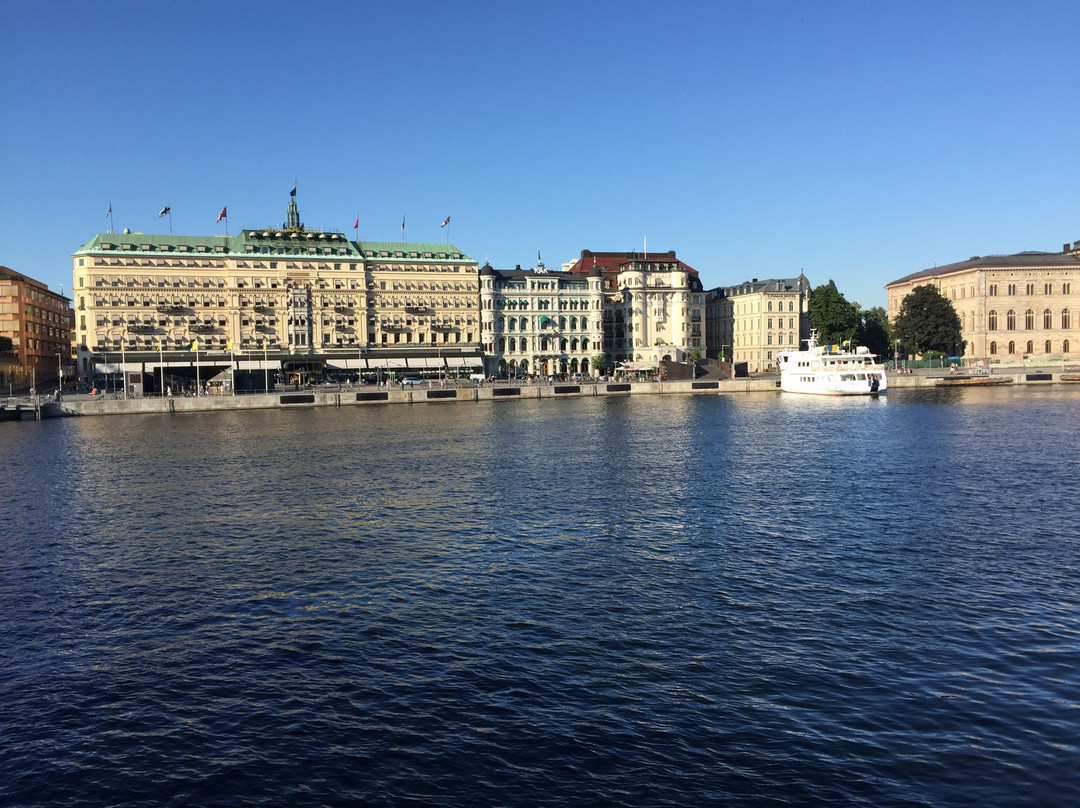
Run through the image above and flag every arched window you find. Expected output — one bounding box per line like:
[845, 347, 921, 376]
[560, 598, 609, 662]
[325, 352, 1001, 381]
[498, 316, 505, 330]
[988, 310, 998, 330]
[1006, 310, 1016, 330]
[559, 316, 566, 329]
[498, 338, 505, 352]
[581, 317, 588, 330]
[1064, 339, 1071, 354]
[1063, 309, 1071, 329]
[560, 338, 567, 351]
[1045, 340, 1052, 354]
[1044, 309, 1053, 329]
[989, 341, 997, 355]
[1026, 340, 1033, 354]
[1008, 341, 1015, 354]
[507, 318, 515, 332]
[581, 337, 589, 351]
[520, 337, 528, 351]
[520, 316, 528, 331]
[570, 316, 577, 330]
[789, 301, 795, 311]
[570, 337, 579, 350]
[1025, 309, 1034, 330]
[767, 301, 773, 311]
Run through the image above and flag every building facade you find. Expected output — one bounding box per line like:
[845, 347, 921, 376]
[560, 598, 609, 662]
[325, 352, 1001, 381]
[705, 275, 810, 372]
[562, 250, 705, 372]
[72, 200, 482, 391]
[885, 241, 1080, 360]
[0, 266, 74, 391]
[479, 259, 605, 377]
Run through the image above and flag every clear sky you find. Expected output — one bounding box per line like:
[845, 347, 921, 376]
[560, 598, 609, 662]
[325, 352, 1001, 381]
[3, 0, 1077, 310]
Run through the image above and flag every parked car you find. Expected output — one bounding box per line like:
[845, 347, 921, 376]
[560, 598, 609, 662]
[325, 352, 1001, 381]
[468, 373, 486, 383]
[399, 376, 424, 386]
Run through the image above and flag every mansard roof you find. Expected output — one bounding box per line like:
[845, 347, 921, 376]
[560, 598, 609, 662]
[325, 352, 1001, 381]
[356, 242, 474, 262]
[564, 249, 699, 278]
[886, 250, 1080, 288]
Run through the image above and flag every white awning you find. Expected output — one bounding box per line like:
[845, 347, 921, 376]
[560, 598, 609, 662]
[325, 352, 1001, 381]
[237, 360, 280, 370]
[407, 357, 442, 368]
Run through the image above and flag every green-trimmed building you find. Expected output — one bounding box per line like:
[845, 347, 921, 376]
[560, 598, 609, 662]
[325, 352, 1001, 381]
[72, 199, 481, 393]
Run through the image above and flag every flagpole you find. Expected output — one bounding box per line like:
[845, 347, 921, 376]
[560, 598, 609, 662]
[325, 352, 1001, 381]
[195, 345, 201, 395]
[168, 209, 173, 236]
[159, 341, 164, 396]
[108, 202, 114, 234]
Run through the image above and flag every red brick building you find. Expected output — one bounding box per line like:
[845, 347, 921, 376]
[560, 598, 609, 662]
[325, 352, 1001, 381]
[0, 267, 74, 392]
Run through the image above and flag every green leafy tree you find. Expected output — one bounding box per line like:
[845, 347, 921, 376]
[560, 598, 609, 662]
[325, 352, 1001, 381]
[0, 336, 13, 352]
[591, 354, 607, 376]
[809, 280, 858, 344]
[855, 305, 892, 357]
[892, 285, 964, 356]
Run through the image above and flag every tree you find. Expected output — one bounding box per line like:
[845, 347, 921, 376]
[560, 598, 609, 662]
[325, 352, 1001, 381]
[0, 336, 13, 352]
[591, 354, 607, 376]
[892, 285, 963, 356]
[855, 305, 892, 357]
[808, 280, 858, 344]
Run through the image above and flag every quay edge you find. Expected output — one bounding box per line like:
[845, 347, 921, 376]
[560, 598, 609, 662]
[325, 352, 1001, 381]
[7, 369, 1079, 420]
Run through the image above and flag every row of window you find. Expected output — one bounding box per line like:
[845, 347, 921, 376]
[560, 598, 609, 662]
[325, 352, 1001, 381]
[499, 336, 592, 353]
[987, 309, 1071, 330]
[989, 340, 1071, 355]
[989, 283, 1072, 296]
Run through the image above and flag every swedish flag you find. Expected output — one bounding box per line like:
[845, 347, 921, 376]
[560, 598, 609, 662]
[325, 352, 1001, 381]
[189, 339, 198, 352]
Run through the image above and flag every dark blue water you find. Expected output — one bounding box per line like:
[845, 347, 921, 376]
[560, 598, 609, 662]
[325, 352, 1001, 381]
[2, 388, 1078, 807]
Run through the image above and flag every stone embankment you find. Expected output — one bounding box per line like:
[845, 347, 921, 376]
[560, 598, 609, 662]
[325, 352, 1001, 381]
[4, 367, 1076, 420]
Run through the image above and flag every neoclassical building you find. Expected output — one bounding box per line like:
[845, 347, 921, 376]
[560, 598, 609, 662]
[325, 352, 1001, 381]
[72, 198, 482, 391]
[705, 275, 810, 372]
[479, 259, 605, 377]
[885, 241, 1080, 360]
[562, 250, 705, 371]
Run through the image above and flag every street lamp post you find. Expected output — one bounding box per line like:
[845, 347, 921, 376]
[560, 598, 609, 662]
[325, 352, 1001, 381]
[55, 352, 62, 393]
[722, 344, 731, 379]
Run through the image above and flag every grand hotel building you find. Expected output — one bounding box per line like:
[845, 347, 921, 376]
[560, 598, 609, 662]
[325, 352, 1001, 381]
[885, 240, 1080, 360]
[72, 200, 483, 391]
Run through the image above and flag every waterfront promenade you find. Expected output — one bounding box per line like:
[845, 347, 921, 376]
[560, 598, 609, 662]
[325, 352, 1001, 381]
[3, 364, 1078, 420]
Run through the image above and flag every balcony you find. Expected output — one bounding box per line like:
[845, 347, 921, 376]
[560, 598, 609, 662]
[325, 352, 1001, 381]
[127, 323, 157, 334]
[157, 304, 187, 314]
[189, 323, 217, 334]
[404, 306, 432, 315]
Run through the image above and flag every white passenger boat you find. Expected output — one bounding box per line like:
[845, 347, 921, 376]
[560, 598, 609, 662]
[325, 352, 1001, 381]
[777, 331, 887, 395]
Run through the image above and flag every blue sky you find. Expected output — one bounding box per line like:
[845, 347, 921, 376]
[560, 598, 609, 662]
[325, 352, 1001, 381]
[3, 0, 1077, 310]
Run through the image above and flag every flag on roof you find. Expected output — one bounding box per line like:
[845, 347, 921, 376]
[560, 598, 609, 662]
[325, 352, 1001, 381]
[353, 215, 359, 230]
[157, 205, 170, 218]
[217, 206, 227, 223]
[105, 204, 111, 218]
[401, 215, 405, 231]
[290, 183, 297, 197]
[441, 216, 450, 228]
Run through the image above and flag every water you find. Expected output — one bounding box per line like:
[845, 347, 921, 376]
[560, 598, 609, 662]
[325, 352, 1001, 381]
[2, 388, 1078, 807]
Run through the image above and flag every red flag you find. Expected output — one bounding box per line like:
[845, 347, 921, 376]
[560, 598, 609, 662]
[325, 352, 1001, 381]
[353, 215, 359, 230]
[216, 206, 227, 223]
[441, 216, 450, 228]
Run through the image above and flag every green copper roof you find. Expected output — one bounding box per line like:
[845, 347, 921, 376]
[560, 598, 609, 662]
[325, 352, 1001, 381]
[75, 232, 230, 254]
[358, 242, 474, 262]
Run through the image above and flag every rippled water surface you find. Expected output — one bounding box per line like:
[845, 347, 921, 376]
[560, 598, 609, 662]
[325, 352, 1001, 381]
[3, 388, 1079, 806]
